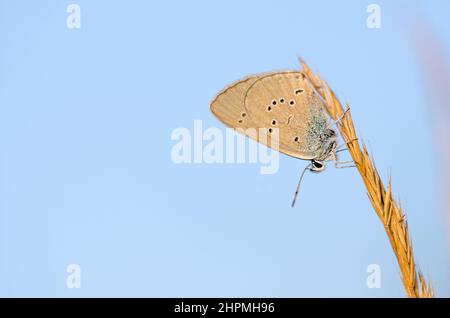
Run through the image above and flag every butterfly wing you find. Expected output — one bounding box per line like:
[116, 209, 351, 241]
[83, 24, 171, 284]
[210, 74, 268, 142]
[244, 71, 330, 160]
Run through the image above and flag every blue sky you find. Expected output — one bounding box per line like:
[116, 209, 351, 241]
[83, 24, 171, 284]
[1, 0, 449, 297]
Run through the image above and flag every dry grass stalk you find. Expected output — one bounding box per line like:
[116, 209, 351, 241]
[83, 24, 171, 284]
[300, 60, 434, 298]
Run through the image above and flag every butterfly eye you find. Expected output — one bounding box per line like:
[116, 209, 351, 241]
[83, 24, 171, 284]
[312, 160, 324, 171]
[279, 98, 285, 103]
[267, 106, 272, 112]
[271, 120, 277, 126]
[241, 112, 246, 117]
[268, 128, 273, 134]
[294, 136, 299, 142]
[289, 100, 295, 106]
[272, 100, 277, 106]
[238, 119, 243, 123]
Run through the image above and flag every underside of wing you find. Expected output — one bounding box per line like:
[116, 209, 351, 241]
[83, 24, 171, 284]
[210, 74, 265, 142]
[244, 71, 329, 160]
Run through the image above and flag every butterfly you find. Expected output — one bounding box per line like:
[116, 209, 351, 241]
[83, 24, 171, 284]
[210, 62, 352, 206]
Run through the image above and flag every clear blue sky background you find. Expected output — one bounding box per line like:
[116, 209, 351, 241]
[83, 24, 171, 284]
[1, 0, 449, 297]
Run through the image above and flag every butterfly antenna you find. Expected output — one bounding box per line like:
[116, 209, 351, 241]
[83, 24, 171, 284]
[291, 163, 312, 208]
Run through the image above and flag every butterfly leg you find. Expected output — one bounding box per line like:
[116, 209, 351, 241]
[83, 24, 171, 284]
[336, 145, 349, 152]
[334, 161, 356, 169]
[334, 105, 350, 126]
[332, 152, 355, 169]
[345, 137, 358, 146]
[336, 138, 359, 151]
[335, 138, 358, 153]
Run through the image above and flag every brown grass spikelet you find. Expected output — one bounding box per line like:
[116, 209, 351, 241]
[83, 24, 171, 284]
[300, 60, 434, 298]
